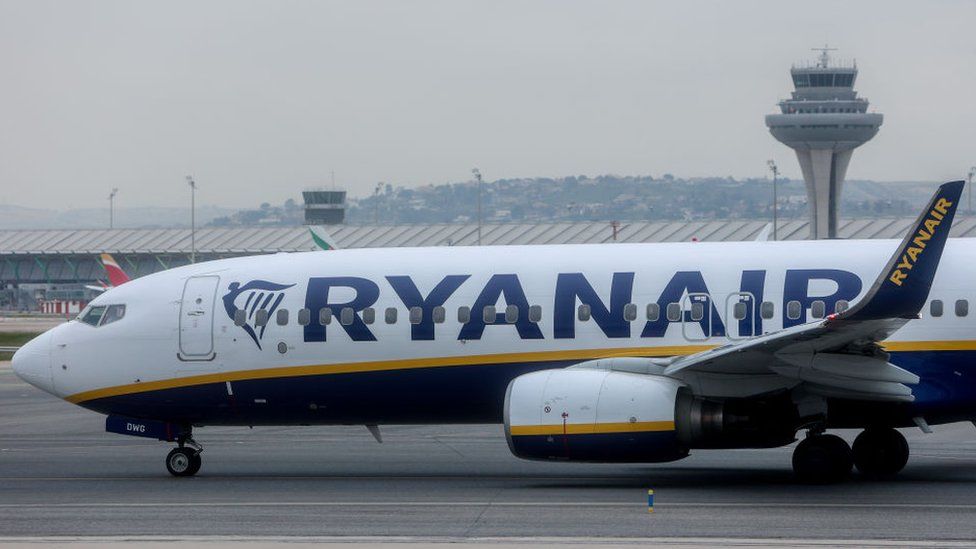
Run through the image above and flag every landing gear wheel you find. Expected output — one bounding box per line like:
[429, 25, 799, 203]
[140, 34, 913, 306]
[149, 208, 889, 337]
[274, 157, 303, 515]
[853, 428, 909, 479]
[792, 434, 853, 484]
[166, 447, 201, 477]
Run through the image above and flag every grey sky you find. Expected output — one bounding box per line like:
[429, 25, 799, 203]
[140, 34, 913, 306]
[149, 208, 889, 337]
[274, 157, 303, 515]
[1, 0, 973, 210]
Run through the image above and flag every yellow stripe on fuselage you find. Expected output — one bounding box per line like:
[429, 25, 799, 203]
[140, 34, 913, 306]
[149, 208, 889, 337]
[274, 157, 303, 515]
[65, 340, 976, 405]
[509, 421, 675, 436]
[66, 345, 710, 404]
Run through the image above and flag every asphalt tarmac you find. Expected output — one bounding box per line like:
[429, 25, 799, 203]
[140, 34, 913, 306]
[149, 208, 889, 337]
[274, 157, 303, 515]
[2, 362, 976, 545]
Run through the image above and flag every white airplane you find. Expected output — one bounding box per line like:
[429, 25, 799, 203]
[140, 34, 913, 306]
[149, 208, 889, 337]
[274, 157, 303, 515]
[12, 181, 971, 483]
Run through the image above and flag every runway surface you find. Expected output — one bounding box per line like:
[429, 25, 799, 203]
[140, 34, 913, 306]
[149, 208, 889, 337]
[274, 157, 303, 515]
[2, 362, 976, 544]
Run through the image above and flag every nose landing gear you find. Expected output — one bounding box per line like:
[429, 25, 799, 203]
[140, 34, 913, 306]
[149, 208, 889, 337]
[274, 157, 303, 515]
[166, 433, 203, 477]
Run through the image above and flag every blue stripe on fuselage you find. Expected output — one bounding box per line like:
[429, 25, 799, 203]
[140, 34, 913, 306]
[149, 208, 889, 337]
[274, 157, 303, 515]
[78, 351, 976, 428]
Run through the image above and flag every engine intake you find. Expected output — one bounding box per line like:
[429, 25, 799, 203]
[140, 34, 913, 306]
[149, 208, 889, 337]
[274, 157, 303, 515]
[504, 369, 687, 463]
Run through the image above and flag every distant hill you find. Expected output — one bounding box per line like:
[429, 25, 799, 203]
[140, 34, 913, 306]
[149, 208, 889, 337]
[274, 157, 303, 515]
[0, 176, 945, 230]
[343, 176, 943, 225]
[0, 204, 237, 230]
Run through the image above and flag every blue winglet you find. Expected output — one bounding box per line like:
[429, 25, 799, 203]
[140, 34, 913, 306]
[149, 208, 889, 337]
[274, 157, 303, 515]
[843, 180, 965, 321]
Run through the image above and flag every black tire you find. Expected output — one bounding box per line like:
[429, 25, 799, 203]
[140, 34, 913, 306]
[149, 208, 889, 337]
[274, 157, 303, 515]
[187, 451, 202, 476]
[166, 448, 200, 477]
[792, 434, 853, 484]
[853, 428, 909, 479]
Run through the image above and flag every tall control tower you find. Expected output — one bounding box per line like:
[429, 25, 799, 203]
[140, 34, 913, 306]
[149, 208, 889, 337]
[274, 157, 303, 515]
[766, 47, 883, 239]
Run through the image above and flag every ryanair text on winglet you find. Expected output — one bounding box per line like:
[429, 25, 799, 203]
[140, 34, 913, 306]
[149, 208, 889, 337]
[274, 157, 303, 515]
[888, 197, 955, 287]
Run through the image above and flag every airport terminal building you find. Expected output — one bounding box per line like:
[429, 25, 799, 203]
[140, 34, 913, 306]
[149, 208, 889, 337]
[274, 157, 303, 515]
[4, 217, 976, 311]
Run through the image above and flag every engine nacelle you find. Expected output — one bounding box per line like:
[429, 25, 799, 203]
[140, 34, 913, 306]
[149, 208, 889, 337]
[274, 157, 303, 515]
[504, 369, 688, 463]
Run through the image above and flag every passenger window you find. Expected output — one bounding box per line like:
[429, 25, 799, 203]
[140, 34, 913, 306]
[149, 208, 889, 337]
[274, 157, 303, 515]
[432, 306, 446, 324]
[528, 305, 542, 323]
[578, 304, 591, 322]
[666, 303, 681, 322]
[234, 308, 247, 326]
[457, 306, 471, 323]
[623, 303, 637, 322]
[760, 301, 774, 320]
[276, 308, 288, 326]
[505, 305, 518, 323]
[81, 305, 106, 327]
[931, 300, 943, 318]
[297, 308, 310, 326]
[835, 300, 849, 314]
[733, 302, 747, 321]
[786, 301, 801, 320]
[409, 306, 423, 325]
[255, 309, 269, 327]
[319, 308, 332, 326]
[811, 300, 825, 319]
[385, 307, 398, 324]
[341, 307, 355, 326]
[483, 306, 496, 324]
[690, 302, 704, 322]
[647, 303, 660, 321]
[956, 300, 969, 317]
[362, 307, 375, 325]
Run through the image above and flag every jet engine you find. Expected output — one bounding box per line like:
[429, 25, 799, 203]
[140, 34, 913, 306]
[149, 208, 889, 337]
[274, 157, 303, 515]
[504, 369, 797, 462]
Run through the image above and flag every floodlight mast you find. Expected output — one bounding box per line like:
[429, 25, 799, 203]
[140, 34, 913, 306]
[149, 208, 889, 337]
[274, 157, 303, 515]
[767, 160, 779, 241]
[186, 176, 197, 264]
[472, 168, 483, 246]
[108, 188, 119, 229]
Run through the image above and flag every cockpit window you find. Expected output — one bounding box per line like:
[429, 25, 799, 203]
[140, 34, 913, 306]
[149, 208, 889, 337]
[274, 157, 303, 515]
[102, 304, 126, 326]
[80, 306, 106, 326]
[79, 304, 125, 327]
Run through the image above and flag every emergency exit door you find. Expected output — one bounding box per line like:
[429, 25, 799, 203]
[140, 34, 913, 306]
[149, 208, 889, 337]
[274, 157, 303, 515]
[179, 276, 220, 359]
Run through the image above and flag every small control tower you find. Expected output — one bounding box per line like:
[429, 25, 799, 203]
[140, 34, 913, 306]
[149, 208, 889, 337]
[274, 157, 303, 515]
[765, 47, 883, 239]
[302, 189, 346, 225]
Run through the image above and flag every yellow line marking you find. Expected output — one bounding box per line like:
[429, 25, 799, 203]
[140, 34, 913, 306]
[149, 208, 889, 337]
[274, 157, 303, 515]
[65, 339, 974, 405]
[509, 421, 675, 436]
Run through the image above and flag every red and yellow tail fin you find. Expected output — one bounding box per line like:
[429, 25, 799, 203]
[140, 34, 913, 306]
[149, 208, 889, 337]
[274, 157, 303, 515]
[99, 253, 131, 287]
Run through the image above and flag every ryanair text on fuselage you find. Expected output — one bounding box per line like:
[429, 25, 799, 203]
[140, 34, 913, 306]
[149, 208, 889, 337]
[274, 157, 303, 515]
[236, 268, 867, 343]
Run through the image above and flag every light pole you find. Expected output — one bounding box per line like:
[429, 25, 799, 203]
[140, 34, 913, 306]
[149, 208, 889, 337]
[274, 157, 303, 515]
[969, 167, 975, 215]
[108, 188, 118, 229]
[767, 160, 779, 241]
[373, 182, 383, 224]
[472, 168, 483, 245]
[186, 176, 197, 264]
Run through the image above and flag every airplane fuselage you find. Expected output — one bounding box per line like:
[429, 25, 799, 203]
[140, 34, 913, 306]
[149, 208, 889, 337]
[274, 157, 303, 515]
[16, 239, 976, 430]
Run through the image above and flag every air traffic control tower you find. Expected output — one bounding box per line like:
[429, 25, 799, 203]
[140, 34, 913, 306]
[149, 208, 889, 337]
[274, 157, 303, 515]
[766, 47, 883, 239]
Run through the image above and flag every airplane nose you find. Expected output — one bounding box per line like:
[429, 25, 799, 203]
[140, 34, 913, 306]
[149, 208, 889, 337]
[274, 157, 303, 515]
[11, 331, 54, 395]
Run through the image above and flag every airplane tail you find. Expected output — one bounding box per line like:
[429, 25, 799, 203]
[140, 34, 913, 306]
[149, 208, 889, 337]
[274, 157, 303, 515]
[100, 253, 131, 287]
[309, 226, 339, 251]
[841, 180, 964, 321]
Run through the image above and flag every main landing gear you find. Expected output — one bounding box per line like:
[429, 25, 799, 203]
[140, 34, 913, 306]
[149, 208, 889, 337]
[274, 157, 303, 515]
[791, 427, 909, 483]
[792, 432, 852, 484]
[852, 427, 909, 479]
[166, 432, 203, 477]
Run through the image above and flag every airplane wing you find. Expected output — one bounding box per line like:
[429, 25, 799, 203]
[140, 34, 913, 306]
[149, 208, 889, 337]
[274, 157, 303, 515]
[661, 180, 964, 402]
[578, 181, 964, 404]
[85, 282, 109, 293]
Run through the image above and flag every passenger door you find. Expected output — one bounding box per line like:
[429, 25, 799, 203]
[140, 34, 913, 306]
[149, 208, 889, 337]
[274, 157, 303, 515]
[179, 276, 219, 360]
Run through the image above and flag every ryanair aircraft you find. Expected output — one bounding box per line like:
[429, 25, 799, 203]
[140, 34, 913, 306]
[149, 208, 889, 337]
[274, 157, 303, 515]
[12, 181, 972, 483]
